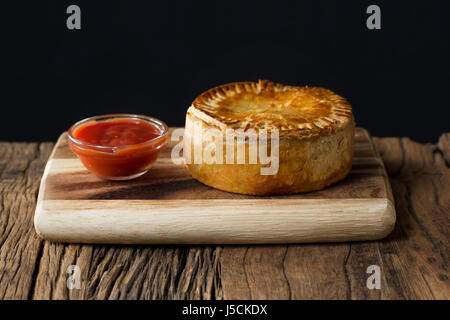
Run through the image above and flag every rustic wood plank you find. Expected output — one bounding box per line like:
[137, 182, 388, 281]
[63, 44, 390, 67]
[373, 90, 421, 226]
[1, 131, 448, 300]
[220, 247, 252, 299]
[373, 137, 449, 299]
[44, 129, 389, 201]
[0, 142, 53, 299]
[221, 135, 449, 300]
[240, 245, 291, 299]
[221, 242, 391, 299]
[0, 140, 222, 300]
[32, 244, 222, 299]
[220, 131, 391, 300]
[437, 133, 450, 167]
[283, 244, 351, 299]
[344, 242, 390, 299]
[35, 128, 395, 244]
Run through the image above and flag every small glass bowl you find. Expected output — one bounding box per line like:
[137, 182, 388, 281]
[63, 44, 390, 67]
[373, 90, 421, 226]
[68, 114, 169, 180]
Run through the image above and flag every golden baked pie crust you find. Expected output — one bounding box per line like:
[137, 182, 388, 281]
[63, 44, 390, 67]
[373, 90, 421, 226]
[190, 80, 354, 138]
[184, 80, 355, 195]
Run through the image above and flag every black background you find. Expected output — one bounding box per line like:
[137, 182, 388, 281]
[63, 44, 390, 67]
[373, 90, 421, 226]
[3, 0, 449, 142]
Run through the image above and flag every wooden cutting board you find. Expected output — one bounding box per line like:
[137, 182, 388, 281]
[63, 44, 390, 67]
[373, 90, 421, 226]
[34, 128, 396, 244]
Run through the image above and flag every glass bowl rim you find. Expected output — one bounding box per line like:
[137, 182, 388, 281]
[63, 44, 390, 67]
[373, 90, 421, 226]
[68, 113, 169, 152]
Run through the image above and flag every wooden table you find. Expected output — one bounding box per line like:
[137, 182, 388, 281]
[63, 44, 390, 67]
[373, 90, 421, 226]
[0, 134, 448, 300]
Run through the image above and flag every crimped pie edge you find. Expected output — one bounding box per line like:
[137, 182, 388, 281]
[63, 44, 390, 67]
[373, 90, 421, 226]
[189, 80, 355, 140]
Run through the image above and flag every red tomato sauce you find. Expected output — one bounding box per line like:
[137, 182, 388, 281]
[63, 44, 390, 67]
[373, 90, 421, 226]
[69, 118, 168, 180]
[73, 119, 161, 146]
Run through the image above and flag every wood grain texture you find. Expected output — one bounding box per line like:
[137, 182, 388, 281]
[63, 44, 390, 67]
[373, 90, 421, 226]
[34, 128, 395, 244]
[0, 142, 53, 299]
[0, 131, 448, 300]
[438, 133, 450, 167]
[42, 128, 388, 201]
[373, 136, 450, 299]
[32, 244, 222, 300]
[221, 135, 449, 299]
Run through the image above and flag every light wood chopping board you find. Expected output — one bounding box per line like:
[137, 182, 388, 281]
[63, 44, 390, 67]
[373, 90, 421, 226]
[34, 128, 396, 244]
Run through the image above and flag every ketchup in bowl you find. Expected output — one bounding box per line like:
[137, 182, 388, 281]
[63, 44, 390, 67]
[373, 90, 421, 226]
[68, 114, 168, 180]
